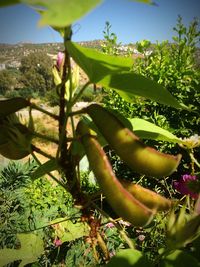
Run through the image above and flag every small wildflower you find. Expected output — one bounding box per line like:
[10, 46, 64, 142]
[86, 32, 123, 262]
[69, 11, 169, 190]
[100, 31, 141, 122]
[138, 234, 145, 242]
[109, 250, 116, 257]
[118, 220, 131, 227]
[173, 174, 199, 199]
[180, 134, 200, 149]
[53, 237, 62, 247]
[106, 222, 115, 228]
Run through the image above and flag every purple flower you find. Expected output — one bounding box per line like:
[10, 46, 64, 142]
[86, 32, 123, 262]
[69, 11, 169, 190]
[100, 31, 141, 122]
[56, 52, 64, 71]
[173, 174, 199, 199]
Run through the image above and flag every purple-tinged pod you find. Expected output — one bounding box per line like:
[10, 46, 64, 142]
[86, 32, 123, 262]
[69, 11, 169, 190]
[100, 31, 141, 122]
[86, 104, 181, 178]
[77, 121, 155, 227]
[119, 179, 172, 211]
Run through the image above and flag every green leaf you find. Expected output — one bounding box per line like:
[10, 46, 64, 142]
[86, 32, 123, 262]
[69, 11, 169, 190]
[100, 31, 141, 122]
[129, 118, 181, 143]
[66, 41, 133, 81]
[31, 159, 58, 180]
[0, 0, 20, 7]
[160, 250, 200, 267]
[0, 97, 30, 118]
[107, 249, 153, 267]
[22, 0, 102, 27]
[0, 233, 44, 267]
[52, 219, 90, 242]
[66, 42, 184, 109]
[101, 73, 184, 109]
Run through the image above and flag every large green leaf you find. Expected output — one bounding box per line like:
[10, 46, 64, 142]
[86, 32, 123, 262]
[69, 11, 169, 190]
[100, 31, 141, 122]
[0, 97, 30, 118]
[107, 249, 153, 267]
[101, 72, 184, 109]
[66, 42, 184, 109]
[66, 41, 132, 81]
[129, 118, 182, 143]
[31, 159, 58, 180]
[160, 250, 200, 267]
[22, 0, 102, 27]
[0, 233, 44, 267]
[0, 0, 153, 9]
[52, 219, 90, 243]
[0, 0, 20, 7]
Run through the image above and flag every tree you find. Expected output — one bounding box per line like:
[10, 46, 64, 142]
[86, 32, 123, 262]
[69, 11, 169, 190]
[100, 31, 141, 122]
[20, 52, 53, 95]
[0, 69, 16, 95]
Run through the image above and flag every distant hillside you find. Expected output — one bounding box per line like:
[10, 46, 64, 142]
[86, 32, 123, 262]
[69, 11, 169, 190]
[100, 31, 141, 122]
[0, 40, 199, 68]
[0, 40, 103, 66]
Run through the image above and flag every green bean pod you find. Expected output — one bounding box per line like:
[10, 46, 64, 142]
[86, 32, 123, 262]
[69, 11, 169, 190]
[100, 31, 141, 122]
[77, 120, 155, 227]
[119, 179, 172, 211]
[86, 104, 181, 178]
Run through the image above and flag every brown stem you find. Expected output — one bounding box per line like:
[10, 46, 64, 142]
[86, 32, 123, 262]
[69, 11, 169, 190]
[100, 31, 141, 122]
[33, 131, 59, 144]
[31, 144, 54, 159]
[30, 103, 59, 120]
[56, 29, 82, 202]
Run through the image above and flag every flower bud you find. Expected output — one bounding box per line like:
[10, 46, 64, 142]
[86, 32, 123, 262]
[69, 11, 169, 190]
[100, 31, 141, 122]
[56, 51, 64, 71]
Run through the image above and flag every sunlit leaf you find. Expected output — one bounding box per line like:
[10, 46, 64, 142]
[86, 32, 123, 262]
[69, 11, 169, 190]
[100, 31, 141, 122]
[52, 219, 90, 243]
[0, 233, 44, 267]
[129, 118, 181, 143]
[100, 72, 184, 109]
[66, 41, 132, 80]
[22, 0, 102, 27]
[160, 250, 200, 267]
[107, 249, 153, 267]
[66, 42, 184, 109]
[31, 159, 58, 180]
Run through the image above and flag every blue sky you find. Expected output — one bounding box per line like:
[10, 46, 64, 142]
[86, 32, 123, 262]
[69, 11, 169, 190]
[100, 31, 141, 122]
[0, 0, 199, 44]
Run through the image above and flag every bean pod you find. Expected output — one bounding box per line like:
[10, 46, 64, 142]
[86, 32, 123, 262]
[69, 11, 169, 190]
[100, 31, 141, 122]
[86, 104, 181, 178]
[77, 120, 155, 227]
[119, 179, 172, 211]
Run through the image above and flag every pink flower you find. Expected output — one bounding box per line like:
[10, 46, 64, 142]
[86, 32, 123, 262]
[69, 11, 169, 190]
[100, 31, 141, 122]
[56, 52, 64, 71]
[118, 220, 131, 227]
[173, 174, 199, 199]
[53, 237, 62, 247]
[106, 222, 115, 228]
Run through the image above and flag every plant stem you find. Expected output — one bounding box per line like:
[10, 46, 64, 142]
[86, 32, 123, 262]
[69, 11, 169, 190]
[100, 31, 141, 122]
[31, 144, 54, 159]
[57, 39, 69, 162]
[30, 103, 59, 120]
[189, 150, 200, 170]
[15, 214, 81, 234]
[69, 108, 87, 117]
[92, 202, 135, 249]
[71, 81, 91, 106]
[31, 151, 66, 190]
[33, 131, 59, 144]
